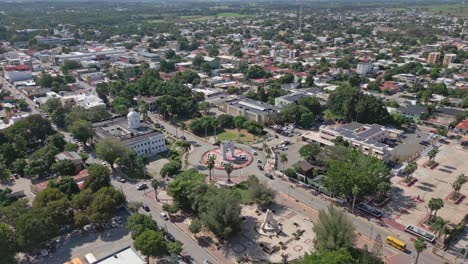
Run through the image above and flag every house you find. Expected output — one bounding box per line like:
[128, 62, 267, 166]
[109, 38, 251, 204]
[55, 151, 84, 173]
[30, 169, 89, 194]
[397, 105, 429, 121]
[454, 119, 468, 135]
[380, 81, 403, 94]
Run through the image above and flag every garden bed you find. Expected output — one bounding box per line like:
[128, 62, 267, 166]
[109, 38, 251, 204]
[399, 177, 418, 187]
[423, 160, 439, 169]
[370, 195, 391, 207]
[445, 191, 465, 204]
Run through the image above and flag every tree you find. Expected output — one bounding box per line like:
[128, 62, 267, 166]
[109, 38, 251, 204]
[428, 198, 444, 219]
[189, 218, 202, 238]
[127, 213, 158, 239]
[88, 187, 125, 224]
[299, 248, 356, 264]
[371, 234, 383, 259]
[160, 161, 182, 178]
[134, 230, 168, 264]
[351, 185, 360, 214]
[245, 175, 276, 206]
[234, 117, 244, 140]
[15, 208, 60, 252]
[207, 156, 215, 181]
[413, 238, 427, 264]
[69, 120, 93, 145]
[404, 162, 417, 183]
[84, 164, 111, 192]
[280, 153, 288, 178]
[198, 101, 211, 115]
[168, 241, 183, 255]
[430, 217, 448, 240]
[48, 176, 80, 197]
[50, 159, 76, 176]
[427, 146, 439, 162]
[0, 163, 11, 183]
[95, 139, 126, 169]
[0, 222, 17, 263]
[324, 147, 390, 201]
[224, 163, 234, 183]
[151, 178, 160, 201]
[299, 144, 321, 163]
[33, 188, 67, 208]
[313, 206, 355, 251]
[200, 189, 241, 239]
[211, 119, 220, 142]
[451, 174, 466, 200]
[127, 201, 143, 214]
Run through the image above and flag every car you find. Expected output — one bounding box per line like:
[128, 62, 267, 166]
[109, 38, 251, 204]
[116, 176, 126, 183]
[258, 165, 264, 170]
[164, 233, 176, 242]
[257, 159, 262, 163]
[160, 212, 169, 221]
[142, 204, 150, 212]
[136, 183, 148, 190]
[155, 226, 164, 232]
[203, 261, 213, 264]
[265, 173, 274, 179]
[252, 151, 258, 155]
[91, 153, 96, 158]
[180, 136, 187, 141]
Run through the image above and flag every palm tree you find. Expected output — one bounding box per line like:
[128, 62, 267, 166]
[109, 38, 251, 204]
[427, 146, 439, 162]
[413, 238, 427, 264]
[376, 181, 391, 199]
[207, 156, 215, 181]
[176, 141, 191, 168]
[211, 119, 220, 142]
[404, 162, 417, 183]
[351, 185, 360, 214]
[428, 198, 444, 219]
[224, 163, 233, 183]
[314, 205, 355, 251]
[202, 119, 210, 139]
[430, 217, 447, 240]
[451, 174, 466, 200]
[234, 118, 244, 141]
[280, 153, 288, 179]
[151, 178, 160, 201]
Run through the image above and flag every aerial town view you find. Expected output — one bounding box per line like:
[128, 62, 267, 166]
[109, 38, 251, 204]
[0, 0, 467, 263]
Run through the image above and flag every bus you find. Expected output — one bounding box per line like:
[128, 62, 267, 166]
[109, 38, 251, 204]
[386, 236, 406, 251]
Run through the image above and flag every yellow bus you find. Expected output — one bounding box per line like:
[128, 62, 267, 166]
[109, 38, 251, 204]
[386, 236, 406, 251]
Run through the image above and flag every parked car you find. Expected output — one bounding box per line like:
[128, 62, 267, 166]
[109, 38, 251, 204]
[136, 183, 148, 190]
[116, 176, 126, 183]
[257, 159, 262, 163]
[258, 165, 264, 171]
[180, 136, 187, 141]
[252, 150, 258, 155]
[164, 232, 176, 242]
[265, 173, 274, 179]
[160, 212, 169, 221]
[142, 204, 150, 212]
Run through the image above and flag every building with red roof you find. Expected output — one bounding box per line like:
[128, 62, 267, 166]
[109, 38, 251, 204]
[454, 119, 468, 135]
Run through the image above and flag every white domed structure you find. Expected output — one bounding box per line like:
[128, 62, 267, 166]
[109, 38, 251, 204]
[127, 109, 140, 129]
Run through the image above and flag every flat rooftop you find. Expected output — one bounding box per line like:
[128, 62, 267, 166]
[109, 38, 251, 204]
[96, 247, 145, 264]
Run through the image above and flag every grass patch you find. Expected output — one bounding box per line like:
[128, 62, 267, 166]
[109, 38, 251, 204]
[217, 128, 256, 142]
[232, 181, 255, 204]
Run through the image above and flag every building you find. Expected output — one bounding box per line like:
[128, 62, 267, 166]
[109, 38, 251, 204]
[302, 122, 403, 161]
[454, 119, 468, 135]
[4, 71, 33, 83]
[61, 93, 106, 110]
[397, 105, 429, 121]
[55, 151, 83, 173]
[93, 110, 166, 156]
[95, 247, 145, 264]
[222, 98, 279, 124]
[356, 63, 374, 75]
[443, 54, 457, 66]
[34, 36, 73, 46]
[274, 92, 306, 108]
[427, 52, 441, 64]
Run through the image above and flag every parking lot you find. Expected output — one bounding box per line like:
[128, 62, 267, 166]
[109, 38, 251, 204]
[44, 208, 132, 264]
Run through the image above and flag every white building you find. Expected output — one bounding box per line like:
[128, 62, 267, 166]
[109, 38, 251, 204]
[356, 63, 374, 75]
[93, 110, 166, 156]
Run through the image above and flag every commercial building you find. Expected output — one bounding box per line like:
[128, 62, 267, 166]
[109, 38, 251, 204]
[274, 92, 307, 108]
[95, 247, 145, 264]
[222, 98, 279, 124]
[443, 53, 457, 66]
[4, 71, 33, 83]
[93, 110, 166, 156]
[302, 122, 403, 161]
[427, 52, 441, 64]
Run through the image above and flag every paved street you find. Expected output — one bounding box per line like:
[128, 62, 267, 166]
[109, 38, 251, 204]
[0, 76, 39, 114]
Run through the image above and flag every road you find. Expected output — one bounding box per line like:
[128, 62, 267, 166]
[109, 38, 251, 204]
[0, 75, 40, 114]
[151, 112, 450, 264]
[111, 178, 219, 264]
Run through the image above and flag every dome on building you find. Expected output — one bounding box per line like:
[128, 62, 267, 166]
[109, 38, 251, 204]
[127, 109, 140, 129]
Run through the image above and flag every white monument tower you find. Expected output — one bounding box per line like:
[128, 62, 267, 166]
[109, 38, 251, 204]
[127, 109, 141, 129]
[258, 209, 281, 236]
[221, 141, 235, 160]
